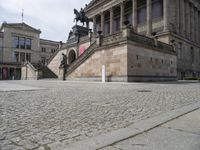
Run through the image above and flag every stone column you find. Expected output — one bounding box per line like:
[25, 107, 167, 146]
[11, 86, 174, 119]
[176, 0, 180, 34]
[195, 8, 198, 42]
[110, 7, 114, 35]
[191, 5, 195, 41]
[186, 1, 191, 39]
[163, 0, 169, 32]
[180, 0, 186, 36]
[199, 11, 200, 43]
[132, 0, 138, 32]
[101, 12, 105, 35]
[93, 16, 97, 36]
[146, 0, 152, 36]
[120, 2, 125, 29]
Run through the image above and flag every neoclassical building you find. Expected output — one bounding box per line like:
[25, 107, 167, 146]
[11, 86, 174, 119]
[23, 0, 200, 81]
[0, 22, 60, 80]
[85, 0, 200, 79]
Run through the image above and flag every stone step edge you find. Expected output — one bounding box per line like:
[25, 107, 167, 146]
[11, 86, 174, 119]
[59, 102, 200, 150]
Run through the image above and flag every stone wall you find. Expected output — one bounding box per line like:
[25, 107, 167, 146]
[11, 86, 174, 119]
[67, 40, 177, 82]
[127, 42, 177, 81]
[68, 44, 128, 82]
[47, 49, 67, 76]
[21, 64, 39, 80]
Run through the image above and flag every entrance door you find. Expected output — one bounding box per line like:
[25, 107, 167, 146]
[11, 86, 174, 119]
[2, 67, 8, 80]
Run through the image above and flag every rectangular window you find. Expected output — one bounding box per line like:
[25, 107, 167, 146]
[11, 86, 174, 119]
[19, 37, 25, 49]
[114, 7, 120, 33]
[14, 52, 19, 63]
[152, 0, 163, 20]
[20, 52, 25, 63]
[26, 53, 31, 62]
[114, 18, 120, 33]
[41, 57, 46, 65]
[13, 36, 19, 48]
[42, 47, 46, 53]
[51, 49, 56, 53]
[26, 38, 32, 50]
[137, 0, 147, 24]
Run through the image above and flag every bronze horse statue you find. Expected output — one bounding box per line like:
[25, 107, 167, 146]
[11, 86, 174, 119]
[73, 8, 89, 27]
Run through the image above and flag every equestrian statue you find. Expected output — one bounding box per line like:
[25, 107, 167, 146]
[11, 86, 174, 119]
[73, 8, 89, 28]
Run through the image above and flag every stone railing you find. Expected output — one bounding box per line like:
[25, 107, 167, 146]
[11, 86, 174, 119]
[101, 32, 124, 46]
[127, 28, 174, 54]
[21, 61, 42, 80]
[66, 41, 97, 76]
[47, 47, 60, 65]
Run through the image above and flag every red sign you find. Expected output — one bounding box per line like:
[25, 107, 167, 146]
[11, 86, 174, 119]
[79, 46, 86, 56]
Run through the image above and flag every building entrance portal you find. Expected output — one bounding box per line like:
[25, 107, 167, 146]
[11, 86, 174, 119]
[68, 50, 76, 65]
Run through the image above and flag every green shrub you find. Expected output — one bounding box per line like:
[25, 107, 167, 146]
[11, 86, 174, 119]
[184, 77, 199, 80]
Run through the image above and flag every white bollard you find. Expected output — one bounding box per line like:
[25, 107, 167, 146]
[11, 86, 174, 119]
[102, 65, 106, 83]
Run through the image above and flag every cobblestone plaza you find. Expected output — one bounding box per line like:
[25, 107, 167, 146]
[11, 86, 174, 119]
[0, 80, 200, 149]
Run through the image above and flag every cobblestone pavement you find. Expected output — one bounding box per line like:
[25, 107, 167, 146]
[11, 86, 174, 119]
[0, 80, 200, 150]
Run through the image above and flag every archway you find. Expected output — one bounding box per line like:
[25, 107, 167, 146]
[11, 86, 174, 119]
[68, 50, 76, 65]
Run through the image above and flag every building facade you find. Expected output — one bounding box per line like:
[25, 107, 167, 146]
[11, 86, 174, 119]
[0, 22, 60, 80]
[85, 0, 200, 79]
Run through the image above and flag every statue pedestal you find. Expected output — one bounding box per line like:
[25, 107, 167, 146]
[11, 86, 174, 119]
[59, 66, 66, 80]
[67, 25, 89, 44]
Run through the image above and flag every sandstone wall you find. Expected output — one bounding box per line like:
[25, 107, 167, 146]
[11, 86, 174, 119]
[68, 44, 128, 81]
[47, 49, 67, 76]
[21, 65, 38, 80]
[127, 43, 177, 81]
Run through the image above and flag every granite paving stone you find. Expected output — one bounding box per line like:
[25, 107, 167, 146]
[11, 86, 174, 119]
[0, 80, 200, 149]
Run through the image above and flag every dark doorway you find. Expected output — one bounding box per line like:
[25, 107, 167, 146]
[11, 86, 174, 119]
[68, 50, 76, 65]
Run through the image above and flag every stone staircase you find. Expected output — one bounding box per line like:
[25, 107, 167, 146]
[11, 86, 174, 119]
[40, 66, 58, 79]
[66, 41, 98, 76]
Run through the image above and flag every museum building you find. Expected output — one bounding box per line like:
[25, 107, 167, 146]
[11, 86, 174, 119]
[23, 0, 200, 81]
[0, 22, 60, 80]
[85, 0, 200, 80]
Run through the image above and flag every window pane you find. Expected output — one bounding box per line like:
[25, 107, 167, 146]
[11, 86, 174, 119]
[13, 36, 19, 48]
[138, 7, 146, 24]
[114, 18, 120, 33]
[137, 0, 146, 24]
[20, 52, 25, 62]
[14, 52, 19, 62]
[26, 38, 32, 50]
[152, 0, 163, 20]
[19, 37, 25, 49]
[26, 53, 31, 62]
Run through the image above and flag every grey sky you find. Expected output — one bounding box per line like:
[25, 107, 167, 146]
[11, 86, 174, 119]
[0, 0, 91, 42]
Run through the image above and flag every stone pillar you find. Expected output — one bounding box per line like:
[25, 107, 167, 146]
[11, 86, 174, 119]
[120, 2, 125, 30]
[191, 5, 195, 41]
[163, 0, 169, 32]
[146, 0, 152, 36]
[101, 12, 105, 35]
[199, 11, 200, 43]
[180, 0, 186, 36]
[110, 7, 114, 35]
[176, 0, 180, 34]
[132, 0, 138, 32]
[195, 8, 198, 42]
[186, 1, 191, 39]
[93, 16, 97, 36]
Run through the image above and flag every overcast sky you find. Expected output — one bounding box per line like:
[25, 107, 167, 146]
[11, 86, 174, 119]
[0, 0, 91, 42]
